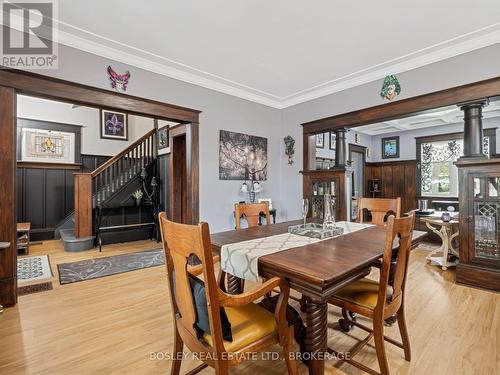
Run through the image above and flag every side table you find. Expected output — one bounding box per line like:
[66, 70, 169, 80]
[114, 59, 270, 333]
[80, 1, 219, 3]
[421, 216, 459, 270]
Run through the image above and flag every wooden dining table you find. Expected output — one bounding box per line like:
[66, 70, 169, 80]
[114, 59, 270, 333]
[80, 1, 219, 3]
[211, 220, 427, 375]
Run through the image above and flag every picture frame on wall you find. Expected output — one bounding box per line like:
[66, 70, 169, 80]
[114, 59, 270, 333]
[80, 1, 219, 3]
[381, 136, 400, 159]
[157, 123, 170, 155]
[329, 132, 336, 150]
[315, 133, 324, 148]
[100, 109, 128, 140]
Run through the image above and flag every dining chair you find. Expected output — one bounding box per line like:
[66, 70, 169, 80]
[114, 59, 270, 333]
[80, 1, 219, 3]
[158, 212, 298, 375]
[234, 202, 270, 230]
[356, 197, 401, 226]
[327, 214, 415, 375]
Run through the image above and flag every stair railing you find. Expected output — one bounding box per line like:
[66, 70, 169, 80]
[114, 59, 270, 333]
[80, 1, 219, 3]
[74, 128, 157, 239]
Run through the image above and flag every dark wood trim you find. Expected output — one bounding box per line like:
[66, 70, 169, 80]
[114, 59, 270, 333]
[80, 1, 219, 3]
[0, 68, 200, 123]
[169, 123, 199, 224]
[74, 173, 93, 238]
[17, 162, 82, 170]
[0, 86, 17, 307]
[302, 75, 500, 134]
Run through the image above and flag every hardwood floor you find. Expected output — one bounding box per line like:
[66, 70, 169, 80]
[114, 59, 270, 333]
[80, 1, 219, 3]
[0, 240, 498, 374]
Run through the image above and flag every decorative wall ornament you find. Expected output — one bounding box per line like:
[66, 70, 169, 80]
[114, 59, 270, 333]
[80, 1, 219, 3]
[283, 135, 295, 165]
[21, 128, 75, 164]
[380, 75, 401, 101]
[107, 65, 131, 92]
[381, 136, 400, 159]
[219, 130, 268, 180]
[315, 133, 324, 148]
[100, 109, 128, 140]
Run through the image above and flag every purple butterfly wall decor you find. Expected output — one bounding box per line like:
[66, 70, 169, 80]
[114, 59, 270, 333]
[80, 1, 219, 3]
[107, 65, 131, 92]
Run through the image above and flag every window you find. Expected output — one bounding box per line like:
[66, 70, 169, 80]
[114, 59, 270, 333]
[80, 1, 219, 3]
[420, 140, 462, 197]
[417, 129, 496, 197]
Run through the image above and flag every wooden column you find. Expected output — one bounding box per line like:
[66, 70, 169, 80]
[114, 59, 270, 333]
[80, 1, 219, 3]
[334, 128, 348, 167]
[460, 100, 488, 158]
[0, 86, 17, 307]
[74, 173, 93, 238]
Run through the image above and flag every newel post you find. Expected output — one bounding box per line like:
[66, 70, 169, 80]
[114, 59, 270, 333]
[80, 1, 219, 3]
[74, 173, 93, 238]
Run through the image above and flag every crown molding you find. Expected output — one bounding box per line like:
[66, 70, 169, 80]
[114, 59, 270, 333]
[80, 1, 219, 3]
[7, 17, 500, 109]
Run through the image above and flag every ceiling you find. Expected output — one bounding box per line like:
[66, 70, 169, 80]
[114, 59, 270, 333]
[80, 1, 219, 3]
[356, 100, 500, 135]
[9, 1, 500, 108]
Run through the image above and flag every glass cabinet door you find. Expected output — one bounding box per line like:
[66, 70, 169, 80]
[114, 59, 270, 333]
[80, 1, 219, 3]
[473, 176, 500, 261]
[311, 180, 337, 219]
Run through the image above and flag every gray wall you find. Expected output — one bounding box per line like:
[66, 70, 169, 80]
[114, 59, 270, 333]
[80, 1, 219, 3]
[26, 42, 500, 231]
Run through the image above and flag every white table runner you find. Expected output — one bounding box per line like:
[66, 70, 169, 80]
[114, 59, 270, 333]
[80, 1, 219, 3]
[221, 221, 372, 282]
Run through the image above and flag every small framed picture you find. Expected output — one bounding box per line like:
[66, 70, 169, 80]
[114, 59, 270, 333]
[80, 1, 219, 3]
[100, 109, 128, 140]
[315, 133, 324, 148]
[157, 123, 170, 155]
[354, 132, 361, 144]
[329, 132, 336, 150]
[381, 136, 400, 159]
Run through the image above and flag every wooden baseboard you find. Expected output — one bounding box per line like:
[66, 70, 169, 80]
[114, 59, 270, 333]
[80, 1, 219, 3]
[456, 263, 500, 292]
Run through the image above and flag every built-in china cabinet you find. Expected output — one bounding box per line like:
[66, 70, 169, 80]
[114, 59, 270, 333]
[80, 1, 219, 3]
[301, 169, 352, 221]
[456, 158, 500, 291]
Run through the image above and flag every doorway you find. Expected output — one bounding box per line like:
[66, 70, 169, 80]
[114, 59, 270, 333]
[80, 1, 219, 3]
[0, 69, 200, 308]
[349, 144, 366, 221]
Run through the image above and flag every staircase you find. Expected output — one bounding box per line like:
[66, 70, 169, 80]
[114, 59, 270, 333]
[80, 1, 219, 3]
[65, 129, 158, 251]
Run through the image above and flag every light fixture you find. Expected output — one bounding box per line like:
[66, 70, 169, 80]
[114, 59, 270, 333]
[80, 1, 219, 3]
[140, 167, 157, 204]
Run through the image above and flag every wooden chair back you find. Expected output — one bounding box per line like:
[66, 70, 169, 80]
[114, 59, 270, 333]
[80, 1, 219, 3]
[377, 214, 415, 316]
[158, 212, 226, 355]
[356, 197, 401, 226]
[235, 202, 270, 230]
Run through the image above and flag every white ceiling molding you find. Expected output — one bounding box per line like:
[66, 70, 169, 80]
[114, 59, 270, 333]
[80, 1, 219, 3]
[4, 13, 500, 109]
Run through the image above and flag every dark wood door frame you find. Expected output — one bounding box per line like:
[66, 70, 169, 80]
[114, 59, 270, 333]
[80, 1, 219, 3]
[301, 75, 500, 171]
[0, 68, 201, 307]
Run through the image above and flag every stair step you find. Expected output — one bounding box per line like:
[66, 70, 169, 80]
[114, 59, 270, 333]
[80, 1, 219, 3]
[60, 229, 95, 252]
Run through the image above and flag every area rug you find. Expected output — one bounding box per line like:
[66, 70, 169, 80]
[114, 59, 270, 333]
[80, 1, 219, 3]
[57, 249, 164, 285]
[17, 255, 53, 296]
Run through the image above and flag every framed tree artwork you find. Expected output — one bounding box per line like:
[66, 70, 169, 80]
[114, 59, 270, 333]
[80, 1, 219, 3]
[381, 136, 400, 159]
[315, 133, 324, 148]
[100, 109, 128, 140]
[219, 130, 267, 180]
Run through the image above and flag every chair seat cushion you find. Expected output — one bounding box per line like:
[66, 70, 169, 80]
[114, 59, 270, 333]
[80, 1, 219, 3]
[173, 272, 232, 341]
[329, 278, 392, 309]
[203, 302, 277, 352]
